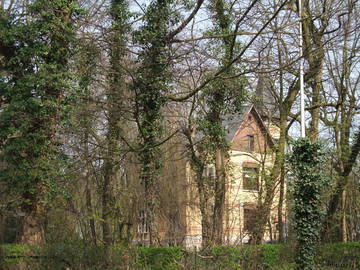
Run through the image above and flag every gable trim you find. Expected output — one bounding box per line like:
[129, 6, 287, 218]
[230, 104, 275, 148]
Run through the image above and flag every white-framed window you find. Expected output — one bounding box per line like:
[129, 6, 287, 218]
[242, 167, 259, 191]
[137, 210, 149, 234]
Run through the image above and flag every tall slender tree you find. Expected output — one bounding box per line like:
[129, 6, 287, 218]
[0, 0, 78, 244]
[320, 0, 360, 241]
[101, 0, 130, 245]
[133, 0, 174, 246]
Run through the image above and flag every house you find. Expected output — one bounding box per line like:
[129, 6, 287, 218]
[134, 104, 284, 248]
[181, 104, 283, 248]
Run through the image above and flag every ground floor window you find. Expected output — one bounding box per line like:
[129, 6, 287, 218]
[137, 210, 149, 234]
[243, 204, 256, 232]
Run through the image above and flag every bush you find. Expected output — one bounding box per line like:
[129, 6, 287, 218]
[1, 242, 359, 270]
[35, 242, 125, 270]
[318, 242, 360, 269]
[136, 247, 184, 270]
[209, 245, 293, 270]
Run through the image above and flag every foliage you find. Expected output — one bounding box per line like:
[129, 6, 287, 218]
[1, 0, 359, 254]
[1, 244, 29, 255]
[288, 138, 328, 270]
[0, 0, 79, 206]
[132, 0, 176, 244]
[35, 242, 122, 270]
[317, 242, 360, 269]
[211, 245, 258, 270]
[136, 247, 183, 270]
[1, 244, 183, 270]
[210, 245, 293, 270]
[2, 243, 360, 269]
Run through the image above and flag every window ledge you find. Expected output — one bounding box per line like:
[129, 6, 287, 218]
[242, 189, 259, 193]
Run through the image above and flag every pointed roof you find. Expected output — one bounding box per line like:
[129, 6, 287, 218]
[224, 104, 276, 148]
[255, 75, 279, 120]
[223, 105, 252, 142]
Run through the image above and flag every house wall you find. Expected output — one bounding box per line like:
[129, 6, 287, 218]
[183, 161, 203, 249]
[225, 150, 277, 244]
[231, 109, 272, 154]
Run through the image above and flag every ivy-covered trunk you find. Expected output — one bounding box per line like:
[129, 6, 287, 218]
[76, 40, 99, 245]
[134, 0, 173, 246]
[101, 0, 129, 245]
[289, 138, 326, 270]
[206, 0, 239, 247]
[0, 0, 77, 244]
[204, 95, 228, 247]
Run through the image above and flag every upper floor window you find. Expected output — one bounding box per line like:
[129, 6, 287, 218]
[242, 167, 259, 191]
[247, 135, 254, 152]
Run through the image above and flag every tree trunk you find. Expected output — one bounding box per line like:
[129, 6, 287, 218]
[319, 1, 358, 241]
[207, 0, 234, 247]
[197, 172, 213, 249]
[341, 190, 347, 242]
[322, 130, 360, 241]
[19, 192, 44, 244]
[83, 122, 97, 245]
[85, 182, 97, 245]
[278, 164, 285, 242]
[20, 212, 44, 245]
[102, 163, 113, 245]
[143, 169, 161, 246]
[101, 0, 129, 245]
[302, 0, 324, 141]
[213, 150, 227, 245]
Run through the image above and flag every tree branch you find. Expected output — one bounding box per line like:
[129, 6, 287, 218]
[167, 0, 290, 102]
[168, 0, 205, 39]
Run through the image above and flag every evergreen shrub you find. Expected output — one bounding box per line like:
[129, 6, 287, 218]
[1, 242, 359, 269]
[136, 247, 183, 270]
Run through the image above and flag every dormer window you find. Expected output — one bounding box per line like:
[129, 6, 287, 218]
[247, 135, 254, 152]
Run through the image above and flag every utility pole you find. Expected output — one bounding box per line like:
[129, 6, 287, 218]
[299, 0, 306, 138]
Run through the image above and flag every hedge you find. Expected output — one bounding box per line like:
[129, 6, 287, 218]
[0, 242, 359, 270]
